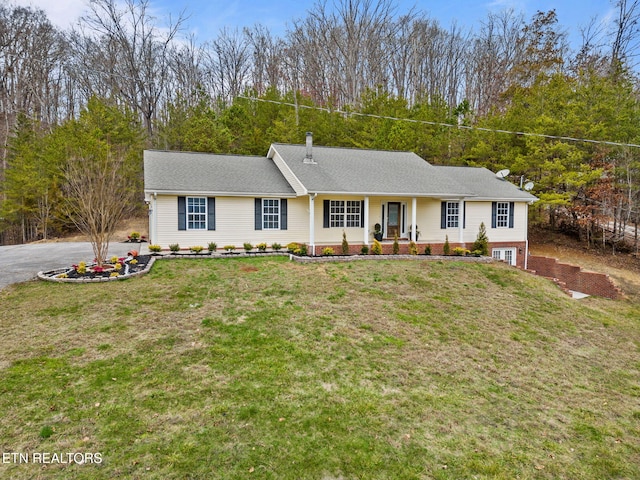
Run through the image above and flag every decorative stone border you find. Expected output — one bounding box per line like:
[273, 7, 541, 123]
[37, 256, 158, 284]
[37, 252, 494, 285]
[289, 253, 494, 264]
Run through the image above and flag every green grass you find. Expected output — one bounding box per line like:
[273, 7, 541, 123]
[1, 257, 639, 479]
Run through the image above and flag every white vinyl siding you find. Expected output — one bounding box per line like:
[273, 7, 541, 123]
[154, 195, 306, 248]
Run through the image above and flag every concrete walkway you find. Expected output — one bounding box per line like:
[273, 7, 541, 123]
[0, 242, 147, 291]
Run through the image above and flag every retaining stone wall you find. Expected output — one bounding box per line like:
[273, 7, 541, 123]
[527, 255, 621, 299]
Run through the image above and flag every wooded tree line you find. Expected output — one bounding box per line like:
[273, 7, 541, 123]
[1, 0, 640, 251]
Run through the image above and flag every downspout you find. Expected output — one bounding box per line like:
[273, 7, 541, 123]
[524, 202, 530, 270]
[309, 193, 316, 256]
[152, 192, 158, 246]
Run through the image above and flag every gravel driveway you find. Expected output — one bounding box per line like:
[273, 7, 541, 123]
[0, 242, 147, 290]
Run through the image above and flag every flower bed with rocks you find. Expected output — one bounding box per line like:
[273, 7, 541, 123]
[38, 254, 154, 284]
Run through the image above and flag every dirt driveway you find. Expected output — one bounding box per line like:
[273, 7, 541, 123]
[0, 242, 146, 290]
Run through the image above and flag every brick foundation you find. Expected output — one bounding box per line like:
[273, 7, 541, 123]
[527, 255, 621, 299]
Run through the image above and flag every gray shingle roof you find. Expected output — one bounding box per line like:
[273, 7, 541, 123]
[270, 144, 472, 196]
[144, 146, 538, 202]
[434, 166, 538, 201]
[143, 150, 296, 196]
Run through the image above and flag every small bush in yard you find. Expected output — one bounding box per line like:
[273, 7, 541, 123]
[149, 244, 162, 253]
[293, 244, 308, 256]
[341, 231, 349, 255]
[443, 236, 450, 255]
[208, 242, 217, 252]
[371, 239, 382, 255]
[322, 247, 335, 256]
[169, 243, 180, 253]
[272, 242, 282, 251]
[190, 245, 204, 254]
[243, 242, 253, 252]
[257, 242, 268, 252]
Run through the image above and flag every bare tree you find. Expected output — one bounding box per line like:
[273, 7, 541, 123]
[245, 24, 286, 95]
[571, 15, 609, 73]
[611, 0, 640, 69]
[63, 150, 137, 266]
[204, 27, 251, 103]
[78, 0, 186, 136]
[0, 6, 66, 170]
[288, 0, 404, 107]
[464, 10, 524, 116]
[167, 34, 206, 107]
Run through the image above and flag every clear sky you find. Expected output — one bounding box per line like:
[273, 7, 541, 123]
[13, 0, 616, 49]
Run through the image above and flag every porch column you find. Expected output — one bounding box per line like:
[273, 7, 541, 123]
[459, 199, 465, 245]
[309, 194, 316, 256]
[364, 196, 370, 245]
[411, 197, 417, 242]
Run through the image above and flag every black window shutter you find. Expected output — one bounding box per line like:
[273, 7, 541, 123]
[509, 202, 515, 228]
[207, 197, 216, 231]
[323, 200, 330, 228]
[360, 200, 365, 227]
[280, 199, 288, 230]
[463, 201, 466, 229]
[440, 202, 446, 229]
[491, 202, 497, 228]
[178, 196, 186, 230]
[255, 198, 262, 230]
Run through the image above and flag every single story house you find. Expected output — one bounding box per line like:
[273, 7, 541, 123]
[143, 133, 538, 267]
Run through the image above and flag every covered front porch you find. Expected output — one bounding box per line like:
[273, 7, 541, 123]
[306, 194, 468, 255]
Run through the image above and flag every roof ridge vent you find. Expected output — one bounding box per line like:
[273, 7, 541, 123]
[304, 131, 316, 164]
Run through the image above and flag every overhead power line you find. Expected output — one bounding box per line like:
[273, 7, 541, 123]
[238, 95, 640, 150]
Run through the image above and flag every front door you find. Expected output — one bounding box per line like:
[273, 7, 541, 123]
[387, 202, 401, 239]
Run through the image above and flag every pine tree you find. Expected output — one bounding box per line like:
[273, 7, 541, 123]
[341, 230, 349, 255]
[472, 222, 489, 256]
[443, 235, 451, 255]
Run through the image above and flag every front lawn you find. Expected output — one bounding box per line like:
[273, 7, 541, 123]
[1, 257, 639, 479]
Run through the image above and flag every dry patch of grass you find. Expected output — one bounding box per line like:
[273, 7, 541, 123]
[0, 257, 639, 479]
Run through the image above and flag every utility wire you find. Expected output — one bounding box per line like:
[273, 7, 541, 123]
[238, 95, 640, 150]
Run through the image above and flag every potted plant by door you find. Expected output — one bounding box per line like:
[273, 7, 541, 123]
[409, 225, 420, 241]
[373, 223, 383, 241]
